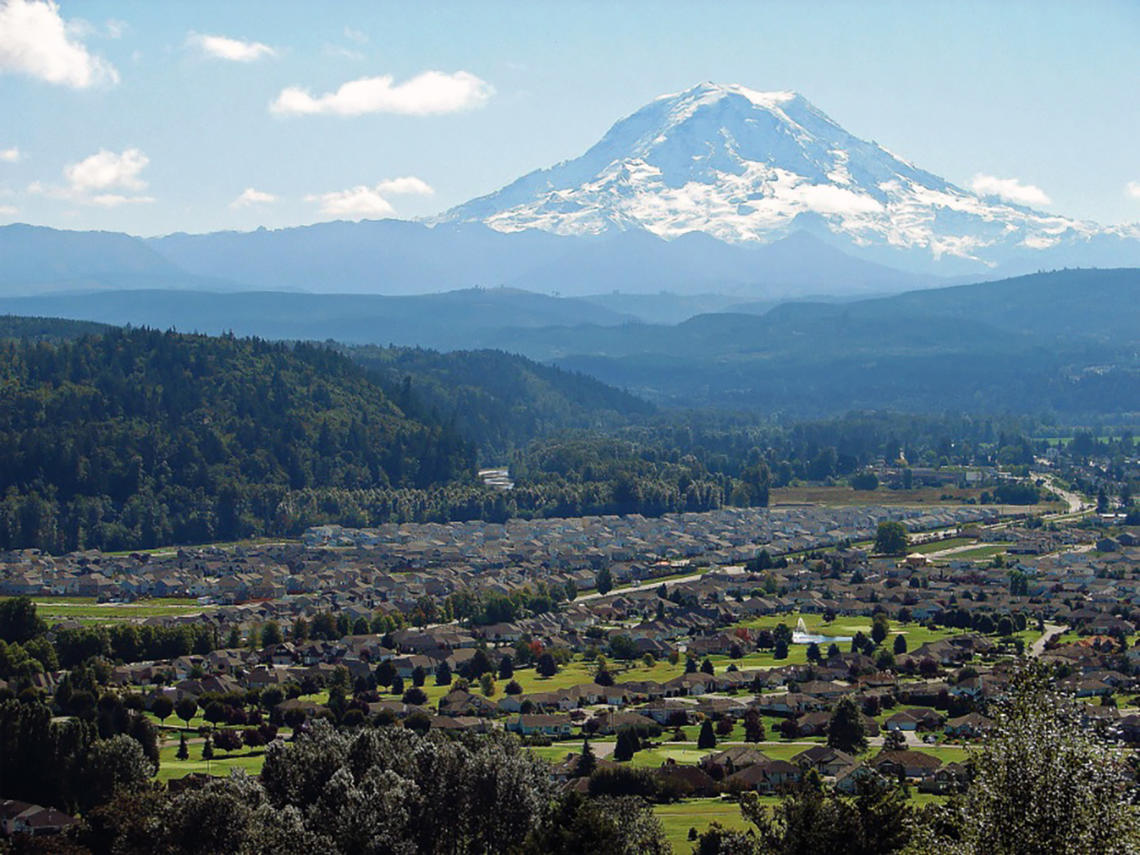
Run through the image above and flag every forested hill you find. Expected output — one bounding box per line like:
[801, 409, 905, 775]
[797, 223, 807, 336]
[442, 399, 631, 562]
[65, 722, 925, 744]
[0, 328, 474, 552]
[0, 314, 112, 342]
[346, 346, 655, 460]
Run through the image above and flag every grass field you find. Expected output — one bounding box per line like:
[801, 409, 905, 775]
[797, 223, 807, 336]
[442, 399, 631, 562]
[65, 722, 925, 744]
[654, 798, 759, 852]
[909, 536, 975, 554]
[942, 545, 1009, 561]
[155, 736, 267, 781]
[3, 596, 210, 623]
[652, 790, 949, 853]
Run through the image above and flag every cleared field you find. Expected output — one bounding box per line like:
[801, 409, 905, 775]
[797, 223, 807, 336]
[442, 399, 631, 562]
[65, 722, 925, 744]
[104, 537, 299, 558]
[3, 596, 210, 623]
[770, 485, 983, 506]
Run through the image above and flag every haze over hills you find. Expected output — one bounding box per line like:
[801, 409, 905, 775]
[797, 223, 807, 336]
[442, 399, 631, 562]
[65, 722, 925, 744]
[2, 268, 1137, 418]
[0, 287, 634, 347]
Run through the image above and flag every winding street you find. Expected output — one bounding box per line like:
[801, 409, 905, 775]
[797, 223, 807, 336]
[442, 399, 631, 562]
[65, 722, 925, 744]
[1031, 623, 1067, 657]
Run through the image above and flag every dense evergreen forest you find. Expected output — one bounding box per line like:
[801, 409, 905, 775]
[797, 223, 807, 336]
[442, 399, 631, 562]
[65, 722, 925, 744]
[0, 328, 473, 552]
[346, 345, 654, 460]
[0, 314, 112, 342]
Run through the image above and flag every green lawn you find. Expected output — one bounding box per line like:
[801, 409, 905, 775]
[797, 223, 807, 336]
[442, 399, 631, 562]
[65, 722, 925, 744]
[941, 545, 1009, 562]
[630, 745, 717, 768]
[155, 738, 267, 781]
[654, 798, 759, 853]
[653, 790, 948, 852]
[910, 537, 975, 554]
[735, 613, 963, 652]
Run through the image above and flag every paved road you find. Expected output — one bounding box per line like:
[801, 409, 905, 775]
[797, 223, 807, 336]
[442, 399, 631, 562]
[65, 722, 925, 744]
[574, 568, 742, 604]
[921, 541, 996, 559]
[1031, 623, 1067, 657]
[1034, 472, 1090, 516]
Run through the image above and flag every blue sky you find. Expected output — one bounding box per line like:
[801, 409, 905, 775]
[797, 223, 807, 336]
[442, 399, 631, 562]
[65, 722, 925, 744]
[0, 0, 1137, 236]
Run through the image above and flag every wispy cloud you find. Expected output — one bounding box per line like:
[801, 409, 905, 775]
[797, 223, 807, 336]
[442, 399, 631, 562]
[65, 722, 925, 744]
[306, 176, 434, 219]
[0, 147, 20, 163]
[271, 70, 494, 117]
[343, 27, 368, 45]
[230, 187, 277, 208]
[970, 173, 1050, 207]
[323, 44, 365, 62]
[0, 204, 17, 217]
[189, 33, 276, 63]
[89, 193, 154, 207]
[1127, 181, 1140, 201]
[0, 0, 119, 88]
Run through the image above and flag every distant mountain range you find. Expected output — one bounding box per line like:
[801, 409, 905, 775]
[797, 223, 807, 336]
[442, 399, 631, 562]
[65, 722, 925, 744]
[0, 219, 933, 300]
[0, 287, 633, 347]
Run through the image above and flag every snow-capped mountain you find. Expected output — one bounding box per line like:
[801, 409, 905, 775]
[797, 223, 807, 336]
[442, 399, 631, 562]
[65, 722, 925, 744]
[440, 82, 1139, 273]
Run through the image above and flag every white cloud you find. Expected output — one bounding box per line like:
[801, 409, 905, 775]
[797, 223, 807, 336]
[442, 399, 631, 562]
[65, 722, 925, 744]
[28, 148, 153, 206]
[307, 186, 395, 218]
[306, 176, 434, 219]
[271, 70, 494, 117]
[189, 33, 276, 63]
[0, 204, 17, 216]
[970, 173, 1051, 207]
[0, 147, 20, 162]
[344, 27, 368, 44]
[0, 0, 118, 88]
[65, 148, 148, 192]
[1127, 181, 1140, 201]
[230, 187, 277, 208]
[105, 19, 126, 39]
[375, 176, 434, 196]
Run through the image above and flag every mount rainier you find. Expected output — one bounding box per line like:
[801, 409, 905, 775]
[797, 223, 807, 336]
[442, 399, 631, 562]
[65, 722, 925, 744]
[440, 82, 1139, 275]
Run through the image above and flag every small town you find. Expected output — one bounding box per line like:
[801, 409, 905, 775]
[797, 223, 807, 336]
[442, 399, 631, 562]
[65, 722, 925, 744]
[4, 490, 1138, 850]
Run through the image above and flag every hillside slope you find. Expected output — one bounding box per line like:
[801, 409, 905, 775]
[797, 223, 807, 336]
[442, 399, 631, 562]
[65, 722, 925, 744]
[347, 346, 654, 460]
[0, 328, 473, 552]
